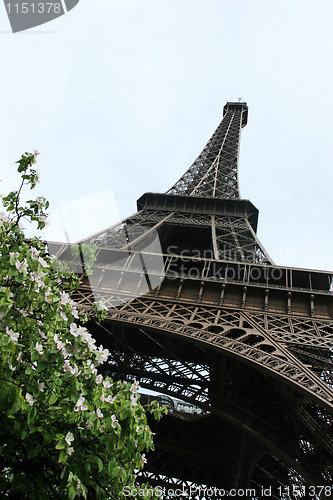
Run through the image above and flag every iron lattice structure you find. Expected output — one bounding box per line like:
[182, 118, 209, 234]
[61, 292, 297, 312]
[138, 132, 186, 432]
[51, 102, 333, 498]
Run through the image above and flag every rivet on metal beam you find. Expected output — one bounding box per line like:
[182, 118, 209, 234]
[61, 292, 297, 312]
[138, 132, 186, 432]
[219, 283, 226, 306]
[242, 286, 247, 308]
[198, 281, 205, 303]
[310, 294, 315, 317]
[264, 289, 269, 311]
[115, 271, 124, 292]
[176, 279, 184, 300]
[287, 292, 292, 314]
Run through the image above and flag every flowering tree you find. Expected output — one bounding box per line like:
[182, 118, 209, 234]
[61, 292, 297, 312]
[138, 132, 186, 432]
[0, 152, 164, 499]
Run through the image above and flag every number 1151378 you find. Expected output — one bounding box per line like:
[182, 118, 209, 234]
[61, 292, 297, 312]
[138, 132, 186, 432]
[6, 3, 61, 14]
[278, 485, 332, 497]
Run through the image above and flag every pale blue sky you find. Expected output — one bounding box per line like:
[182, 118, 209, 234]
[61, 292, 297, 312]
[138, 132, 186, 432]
[0, 0, 332, 271]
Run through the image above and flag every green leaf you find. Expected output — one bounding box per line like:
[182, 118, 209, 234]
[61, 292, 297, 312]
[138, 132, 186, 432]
[36, 361, 46, 372]
[27, 444, 42, 459]
[58, 449, 68, 463]
[0, 335, 11, 347]
[49, 392, 58, 405]
[27, 406, 37, 426]
[55, 438, 66, 450]
[10, 393, 21, 414]
[119, 408, 129, 420]
[88, 455, 104, 473]
[68, 485, 77, 500]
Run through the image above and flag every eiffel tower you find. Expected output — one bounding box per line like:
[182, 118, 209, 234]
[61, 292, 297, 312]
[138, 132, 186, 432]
[51, 102, 333, 497]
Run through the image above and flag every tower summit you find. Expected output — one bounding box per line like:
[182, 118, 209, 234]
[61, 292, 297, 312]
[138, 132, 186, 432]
[167, 101, 248, 199]
[52, 102, 333, 493]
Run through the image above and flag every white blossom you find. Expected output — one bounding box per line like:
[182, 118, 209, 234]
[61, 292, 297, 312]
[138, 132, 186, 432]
[95, 345, 110, 365]
[65, 432, 74, 445]
[67, 446, 74, 456]
[35, 342, 43, 355]
[59, 309, 68, 321]
[141, 454, 147, 464]
[0, 212, 9, 222]
[44, 289, 53, 304]
[96, 407, 103, 419]
[30, 246, 40, 258]
[97, 301, 108, 311]
[106, 395, 116, 404]
[130, 394, 138, 407]
[71, 365, 81, 377]
[6, 326, 19, 345]
[38, 329, 47, 340]
[25, 393, 36, 406]
[60, 292, 71, 305]
[84, 360, 97, 375]
[15, 259, 28, 273]
[63, 360, 81, 377]
[103, 379, 112, 389]
[33, 272, 45, 289]
[95, 374, 103, 384]
[111, 414, 118, 429]
[56, 340, 65, 352]
[130, 381, 139, 394]
[63, 360, 73, 373]
[85, 419, 93, 430]
[70, 323, 87, 338]
[38, 256, 48, 268]
[101, 393, 115, 404]
[37, 381, 45, 392]
[81, 331, 96, 351]
[71, 306, 79, 319]
[75, 395, 88, 412]
[36, 196, 45, 206]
